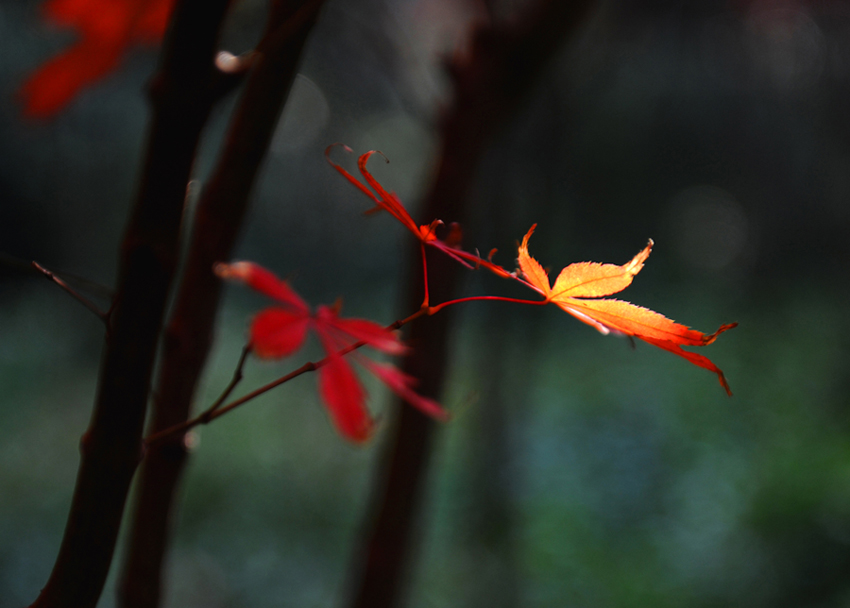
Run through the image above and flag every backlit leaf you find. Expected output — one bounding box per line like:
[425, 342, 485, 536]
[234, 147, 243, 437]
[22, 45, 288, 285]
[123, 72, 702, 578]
[517, 225, 737, 394]
[250, 309, 310, 360]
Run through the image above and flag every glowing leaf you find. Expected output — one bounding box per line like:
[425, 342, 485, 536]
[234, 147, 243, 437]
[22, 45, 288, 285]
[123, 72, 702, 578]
[517, 226, 737, 395]
[551, 240, 652, 299]
[638, 335, 735, 397]
[556, 299, 734, 346]
[517, 225, 551, 298]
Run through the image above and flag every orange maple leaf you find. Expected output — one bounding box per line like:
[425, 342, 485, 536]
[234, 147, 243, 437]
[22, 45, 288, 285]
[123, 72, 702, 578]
[517, 225, 737, 395]
[326, 147, 736, 394]
[216, 261, 448, 443]
[19, 0, 174, 118]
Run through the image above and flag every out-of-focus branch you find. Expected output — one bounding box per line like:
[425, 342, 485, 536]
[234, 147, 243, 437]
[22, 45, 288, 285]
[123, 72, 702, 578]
[346, 1, 595, 607]
[117, 2, 326, 607]
[143, 306, 425, 448]
[0, 252, 113, 300]
[31, 261, 112, 325]
[28, 1, 233, 607]
[464, 318, 522, 608]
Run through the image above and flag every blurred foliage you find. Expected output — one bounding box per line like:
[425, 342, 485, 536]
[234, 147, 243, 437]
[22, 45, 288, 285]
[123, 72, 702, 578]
[2, 0, 850, 606]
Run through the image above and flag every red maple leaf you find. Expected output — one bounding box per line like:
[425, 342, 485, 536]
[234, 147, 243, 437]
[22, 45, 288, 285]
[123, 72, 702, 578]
[326, 146, 513, 280]
[216, 261, 448, 443]
[19, 0, 175, 118]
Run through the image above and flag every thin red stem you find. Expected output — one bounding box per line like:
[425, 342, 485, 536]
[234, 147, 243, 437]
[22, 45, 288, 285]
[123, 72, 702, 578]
[144, 308, 429, 446]
[146, 285, 551, 447]
[205, 344, 253, 417]
[429, 295, 548, 314]
[145, 276, 548, 447]
[420, 241, 430, 308]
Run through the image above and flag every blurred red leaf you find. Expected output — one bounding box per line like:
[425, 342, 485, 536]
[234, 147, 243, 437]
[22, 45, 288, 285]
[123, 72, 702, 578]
[250, 309, 311, 359]
[317, 341, 372, 443]
[19, 0, 175, 118]
[216, 261, 448, 442]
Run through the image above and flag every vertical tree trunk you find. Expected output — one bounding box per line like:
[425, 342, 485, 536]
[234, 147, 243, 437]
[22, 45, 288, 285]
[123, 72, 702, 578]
[463, 320, 521, 608]
[29, 1, 232, 606]
[118, 2, 326, 607]
[347, 2, 595, 606]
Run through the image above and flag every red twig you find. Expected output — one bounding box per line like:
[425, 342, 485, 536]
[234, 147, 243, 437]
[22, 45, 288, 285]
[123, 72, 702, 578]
[420, 241, 430, 307]
[428, 294, 548, 314]
[144, 307, 427, 447]
[142, 277, 549, 449]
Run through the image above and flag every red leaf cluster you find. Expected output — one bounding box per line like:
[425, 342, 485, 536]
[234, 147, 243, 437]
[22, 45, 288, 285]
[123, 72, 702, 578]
[216, 262, 447, 443]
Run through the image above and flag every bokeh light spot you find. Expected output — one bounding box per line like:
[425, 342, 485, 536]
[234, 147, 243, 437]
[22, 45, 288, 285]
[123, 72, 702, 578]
[271, 74, 330, 155]
[668, 185, 749, 271]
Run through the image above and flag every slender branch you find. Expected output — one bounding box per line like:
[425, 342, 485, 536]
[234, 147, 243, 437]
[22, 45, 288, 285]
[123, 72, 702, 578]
[2, 252, 113, 298]
[117, 2, 327, 607]
[428, 295, 548, 314]
[28, 1, 233, 607]
[147, 342, 253, 450]
[420, 242, 430, 307]
[145, 278, 542, 448]
[179, 360, 315, 429]
[31, 261, 111, 324]
[145, 308, 428, 447]
[205, 344, 253, 417]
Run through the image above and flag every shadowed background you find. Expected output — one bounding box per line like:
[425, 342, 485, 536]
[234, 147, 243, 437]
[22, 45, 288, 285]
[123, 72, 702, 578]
[2, 0, 849, 606]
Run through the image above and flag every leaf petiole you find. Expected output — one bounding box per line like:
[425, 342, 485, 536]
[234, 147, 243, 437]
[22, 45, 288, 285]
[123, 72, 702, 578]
[420, 241, 430, 308]
[144, 308, 430, 446]
[427, 295, 548, 314]
[145, 289, 549, 446]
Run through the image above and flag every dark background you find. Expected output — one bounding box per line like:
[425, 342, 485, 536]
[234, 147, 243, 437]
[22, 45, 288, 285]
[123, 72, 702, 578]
[2, 0, 850, 606]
